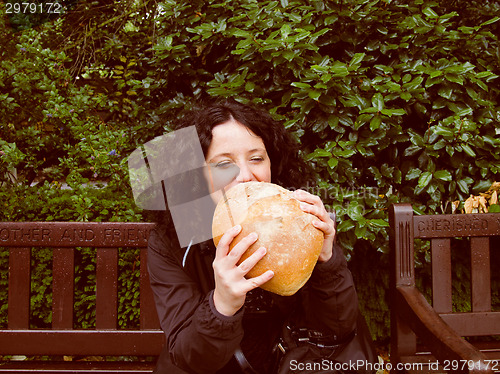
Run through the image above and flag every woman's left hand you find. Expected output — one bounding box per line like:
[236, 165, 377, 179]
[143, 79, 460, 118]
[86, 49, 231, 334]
[293, 189, 335, 263]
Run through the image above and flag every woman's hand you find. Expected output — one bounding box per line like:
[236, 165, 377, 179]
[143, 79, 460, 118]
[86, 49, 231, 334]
[212, 225, 274, 316]
[293, 189, 336, 263]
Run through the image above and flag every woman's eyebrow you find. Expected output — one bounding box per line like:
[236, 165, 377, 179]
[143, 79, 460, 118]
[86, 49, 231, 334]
[207, 148, 267, 163]
[207, 153, 233, 163]
[248, 148, 266, 153]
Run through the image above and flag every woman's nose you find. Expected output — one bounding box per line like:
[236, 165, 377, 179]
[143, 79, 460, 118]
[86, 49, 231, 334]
[235, 163, 255, 182]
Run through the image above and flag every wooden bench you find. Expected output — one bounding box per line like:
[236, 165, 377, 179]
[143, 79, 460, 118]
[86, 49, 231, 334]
[0, 221, 164, 373]
[389, 204, 500, 373]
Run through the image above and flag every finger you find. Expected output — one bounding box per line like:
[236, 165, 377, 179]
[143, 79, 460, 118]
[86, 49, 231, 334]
[311, 218, 335, 236]
[226, 232, 259, 266]
[243, 270, 275, 292]
[215, 225, 242, 260]
[298, 201, 323, 217]
[293, 190, 331, 220]
[293, 189, 322, 205]
[237, 246, 267, 275]
[298, 200, 331, 226]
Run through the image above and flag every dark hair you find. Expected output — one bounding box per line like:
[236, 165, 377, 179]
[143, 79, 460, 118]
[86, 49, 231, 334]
[173, 99, 315, 190]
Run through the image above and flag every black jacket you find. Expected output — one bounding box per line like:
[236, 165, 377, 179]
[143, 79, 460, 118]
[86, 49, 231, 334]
[147, 227, 359, 374]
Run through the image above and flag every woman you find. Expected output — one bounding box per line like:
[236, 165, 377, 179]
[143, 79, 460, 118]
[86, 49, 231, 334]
[147, 100, 361, 374]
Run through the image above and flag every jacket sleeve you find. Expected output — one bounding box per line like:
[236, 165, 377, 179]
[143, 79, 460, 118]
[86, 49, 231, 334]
[299, 242, 359, 342]
[147, 230, 244, 374]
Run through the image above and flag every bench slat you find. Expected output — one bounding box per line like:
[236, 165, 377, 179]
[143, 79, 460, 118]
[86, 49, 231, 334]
[431, 238, 452, 314]
[96, 247, 118, 330]
[8, 248, 31, 329]
[0, 330, 164, 356]
[140, 248, 160, 329]
[413, 213, 500, 238]
[440, 312, 500, 336]
[470, 237, 491, 312]
[0, 222, 154, 247]
[52, 248, 75, 329]
[0, 360, 156, 374]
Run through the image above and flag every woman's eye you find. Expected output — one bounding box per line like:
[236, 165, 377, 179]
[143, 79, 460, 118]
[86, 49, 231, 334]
[251, 157, 264, 162]
[216, 161, 232, 169]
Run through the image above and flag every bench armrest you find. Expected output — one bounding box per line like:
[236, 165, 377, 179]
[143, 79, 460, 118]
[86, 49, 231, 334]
[395, 285, 493, 374]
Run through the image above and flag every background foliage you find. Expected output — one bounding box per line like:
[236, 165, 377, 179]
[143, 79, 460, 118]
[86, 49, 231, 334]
[1, 0, 499, 344]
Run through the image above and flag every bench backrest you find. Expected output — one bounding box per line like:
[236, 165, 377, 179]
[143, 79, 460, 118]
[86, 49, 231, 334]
[0, 221, 164, 357]
[390, 204, 500, 338]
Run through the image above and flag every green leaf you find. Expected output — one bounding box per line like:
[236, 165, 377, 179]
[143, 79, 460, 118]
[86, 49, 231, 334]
[347, 202, 364, 221]
[291, 82, 311, 89]
[438, 87, 453, 99]
[476, 71, 493, 79]
[473, 180, 493, 193]
[355, 224, 367, 238]
[456, 107, 473, 116]
[245, 81, 255, 92]
[370, 116, 381, 131]
[404, 146, 421, 156]
[480, 16, 500, 27]
[434, 170, 452, 181]
[328, 158, 338, 169]
[433, 126, 454, 138]
[445, 74, 464, 85]
[462, 144, 476, 157]
[307, 148, 331, 159]
[330, 62, 349, 77]
[280, 24, 292, 39]
[488, 204, 500, 213]
[337, 220, 355, 232]
[430, 70, 443, 78]
[400, 92, 412, 101]
[422, 7, 439, 18]
[236, 38, 253, 49]
[319, 94, 336, 106]
[406, 168, 422, 180]
[349, 53, 365, 66]
[231, 28, 252, 38]
[282, 49, 296, 61]
[333, 149, 356, 158]
[369, 219, 389, 227]
[417, 171, 432, 189]
[457, 179, 469, 194]
[372, 93, 384, 111]
[381, 108, 406, 116]
[308, 90, 321, 101]
[360, 107, 378, 114]
[444, 62, 475, 75]
[403, 76, 424, 90]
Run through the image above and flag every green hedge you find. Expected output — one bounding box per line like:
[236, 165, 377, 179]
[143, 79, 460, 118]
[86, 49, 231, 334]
[1, 0, 499, 343]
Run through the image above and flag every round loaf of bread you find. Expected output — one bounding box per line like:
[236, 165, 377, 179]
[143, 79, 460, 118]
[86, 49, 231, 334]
[212, 181, 324, 296]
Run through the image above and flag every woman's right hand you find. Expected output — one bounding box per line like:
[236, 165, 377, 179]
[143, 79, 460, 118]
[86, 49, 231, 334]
[212, 225, 274, 316]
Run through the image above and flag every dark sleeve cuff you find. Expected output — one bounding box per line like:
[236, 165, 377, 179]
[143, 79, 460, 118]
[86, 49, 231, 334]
[171, 290, 244, 373]
[309, 243, 347, 285]
[193, 290, 244, 338]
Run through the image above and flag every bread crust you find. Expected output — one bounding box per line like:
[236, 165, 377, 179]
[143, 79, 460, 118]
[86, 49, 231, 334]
[212, 182, 324, 296]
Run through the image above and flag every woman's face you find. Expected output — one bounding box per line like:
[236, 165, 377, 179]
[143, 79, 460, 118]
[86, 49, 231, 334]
[205, 119, 271, 203]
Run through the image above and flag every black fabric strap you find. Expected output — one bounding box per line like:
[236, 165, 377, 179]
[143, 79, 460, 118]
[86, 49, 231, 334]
[234, 347, 260, 374]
